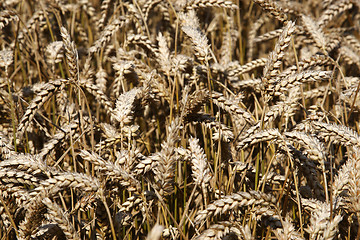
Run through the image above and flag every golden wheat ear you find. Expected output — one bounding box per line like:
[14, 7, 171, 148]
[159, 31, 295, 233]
[42, 198, 80, 240]
[17, 79, 67, 138]
[60, 27, 78, 82]
[194, 190, 278, 225]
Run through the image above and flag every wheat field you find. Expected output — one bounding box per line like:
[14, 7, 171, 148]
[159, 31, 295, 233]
[0, 0, 360, 239]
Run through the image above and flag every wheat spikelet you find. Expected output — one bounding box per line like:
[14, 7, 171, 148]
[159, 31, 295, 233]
[273, 218, 304, 240]
[126, 34, 159, 58]
[189, 113, 234, 142]
[172, 54, 192, 73]
[79, 78, 113, 114]
[152, 117, 182, 196]
[60, 27, 79, 81]
[118, 194, 144, 213]
[0, 10, 18, 29]
[95, 123, 138, 151]
[280, 53, 330, 76]
[31, 224, 64, 240]
[14, 9, 41, 42]
[262, 21, 295, 94]
[17, 79, 67, 137]
[298, 158, 326, 199]
[343, 34, 360, 54]
[284, 130, 329, 199]
[71, 193, 97, 215]
[42, 198, 80, 240]
[227, 58, 267, 78]
[332, 158, 351, 199]
[144, 71, 172, 102]
[45, 41, 64, 75]
[156, 32, 172, 74]
[318, 0, 353, 28]
[45, 41, 64, 66]
[284, 131, 326, 162]
[89, 17, 126, 56]
[0, 152, 49, 177]
[301, 14, 328, 50]
[80, 150, 140, 190]
[38, 122, 78, 160]
[194, 190, 277, 224]
[311, 121, 360, 147]
[339, 83, 360, 108]
[112, 60, 136, 98]
[185, 0, 238, 10]
[322, 0, 336, 9]
[115, 192, 153, 227]
[189, 137, 212, 187]
[182, 88, 209, 118]
[97, 0, 114, 32]
[162, 225, 180, 239]
[233, 161, 286, 187]
[1, 184, 30, 211]
[269, 70, 332, 96]
[125, 2, 147, 34]
[339, 45, 360, 69]
[0, 204, 12, 230]
[247, 15, 269, 61]
[219, 21, 236, 65]
[254, 28, 283, 43]
[111, 87, 142, 127]
[277, 0, 306, 15]
[0, 167, 41, 186]
[253, 0, 288, 22]
[303, 86, 334, 99]
[142, 0, 162, 23]
[230, 78, 262, 92]
[18, 191, 48, 239]
[339, 149, 360, 213]
[236, 129, 282, 150]
[0, 134, 14, 159]
[180, 10, 211, 62]
[194, 221, 236, 240]
[305, 200, 342, 240]
[95, 67, 108, 93]
[34, 172, 99, 196]
[211, 91, 255, 125]
[262, 86, 300, 126]
[324, 32, 342, 52]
